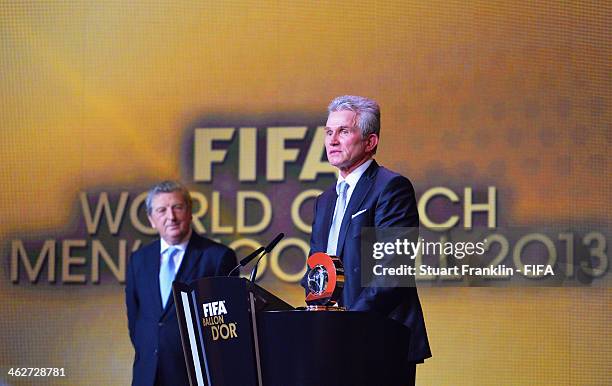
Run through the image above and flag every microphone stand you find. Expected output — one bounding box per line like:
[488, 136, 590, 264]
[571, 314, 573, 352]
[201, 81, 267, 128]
[249, 233, 284, 282]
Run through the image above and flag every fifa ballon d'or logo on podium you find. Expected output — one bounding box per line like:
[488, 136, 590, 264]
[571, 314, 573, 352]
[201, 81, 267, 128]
[305, 252, 345, 311]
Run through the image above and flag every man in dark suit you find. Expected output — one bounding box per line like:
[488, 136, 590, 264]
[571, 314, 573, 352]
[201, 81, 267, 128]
[125, 180, 236, 386]
[306, 95, 431, 384]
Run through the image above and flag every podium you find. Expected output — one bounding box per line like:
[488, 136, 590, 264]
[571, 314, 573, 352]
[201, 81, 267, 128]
[173, 277, 411, 386]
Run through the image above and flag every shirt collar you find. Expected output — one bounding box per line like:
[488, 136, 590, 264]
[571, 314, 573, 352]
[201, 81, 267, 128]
[160, 229, 192, 255]
[337, 159, 373, 190]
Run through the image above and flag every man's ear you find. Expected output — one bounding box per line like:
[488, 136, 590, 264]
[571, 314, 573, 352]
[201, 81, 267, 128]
[147, 215, 156, 229]
[365, 133, 379, 153]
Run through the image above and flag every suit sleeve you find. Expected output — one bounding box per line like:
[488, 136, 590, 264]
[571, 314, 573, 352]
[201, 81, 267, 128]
[308, 194, 322, 256]
[350, 175, 419, 314]
[300, 195, 321, 293]
[215, 246, 238, 277]
[125, 251, 139, 347]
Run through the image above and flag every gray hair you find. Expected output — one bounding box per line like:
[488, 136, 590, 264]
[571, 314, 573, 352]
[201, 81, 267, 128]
[145, 180, 192, 215]
[328, 95, 381, 149]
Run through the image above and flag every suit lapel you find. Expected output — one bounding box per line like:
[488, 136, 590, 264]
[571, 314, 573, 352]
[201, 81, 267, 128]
[319, 186, 338, 246]
[175, 234, 202, 284]
[336, 161, 378, 258]
[145, 240, 164, 316]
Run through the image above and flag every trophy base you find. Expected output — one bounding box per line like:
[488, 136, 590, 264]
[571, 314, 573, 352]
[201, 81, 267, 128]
[305, 304, 346, 311]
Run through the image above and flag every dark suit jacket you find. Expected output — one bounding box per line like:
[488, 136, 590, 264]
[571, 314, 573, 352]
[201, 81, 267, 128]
[308, 160, 431, 363]
[125, 232, 237, 386]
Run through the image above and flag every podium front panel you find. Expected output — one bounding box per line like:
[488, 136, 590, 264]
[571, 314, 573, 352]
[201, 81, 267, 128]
[192, 277, 259, 386]
[257, 310, 412, 386]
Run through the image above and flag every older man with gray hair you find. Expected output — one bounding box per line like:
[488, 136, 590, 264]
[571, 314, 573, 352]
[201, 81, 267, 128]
[305, 95, 431, 385]
[126, 180, 236, 386]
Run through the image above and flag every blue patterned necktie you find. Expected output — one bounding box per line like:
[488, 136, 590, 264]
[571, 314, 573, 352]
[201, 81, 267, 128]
[327, 181, 349, 256]
[160, 247, 179, 308]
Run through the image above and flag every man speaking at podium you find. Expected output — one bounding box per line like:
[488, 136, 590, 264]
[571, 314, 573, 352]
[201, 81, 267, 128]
[125, 180, 236, 386]
[306, 96, 431, 384]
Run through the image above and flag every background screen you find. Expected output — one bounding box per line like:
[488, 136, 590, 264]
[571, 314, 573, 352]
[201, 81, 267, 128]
[1, 1, 610, 385]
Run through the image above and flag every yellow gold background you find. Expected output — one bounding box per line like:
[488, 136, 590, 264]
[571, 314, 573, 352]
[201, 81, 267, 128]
[1, 1, 610, 385]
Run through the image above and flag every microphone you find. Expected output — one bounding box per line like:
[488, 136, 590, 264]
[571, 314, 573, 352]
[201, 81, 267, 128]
[239, 246, 266, 267]
[250, 233, 284, 281]
[264, 233, 284, 253]
[227, 246, 265, 277]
